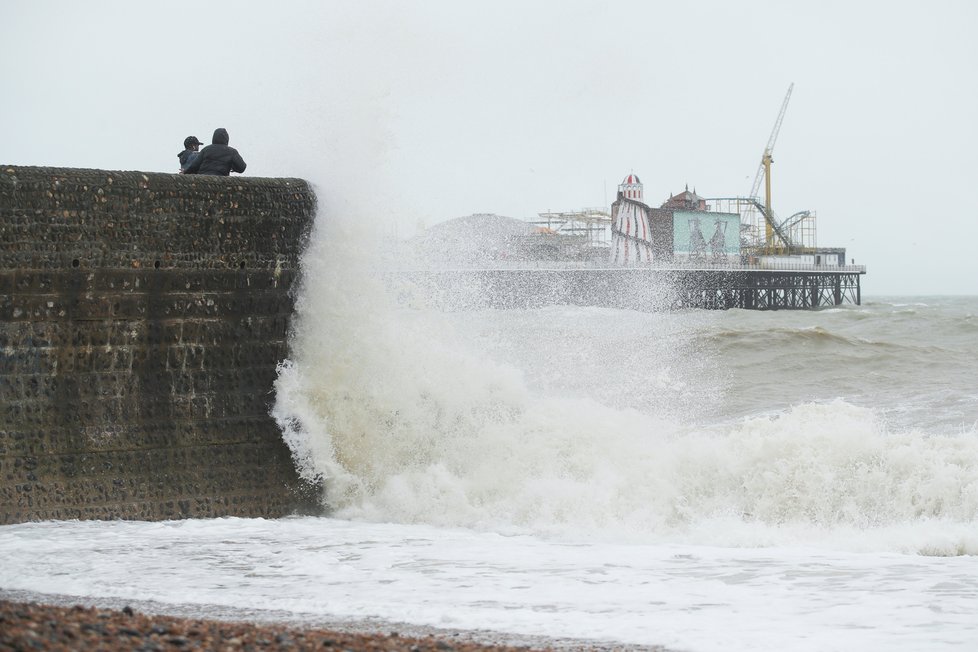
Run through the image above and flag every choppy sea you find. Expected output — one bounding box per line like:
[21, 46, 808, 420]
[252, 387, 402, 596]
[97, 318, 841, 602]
[2, 218, 977, 651]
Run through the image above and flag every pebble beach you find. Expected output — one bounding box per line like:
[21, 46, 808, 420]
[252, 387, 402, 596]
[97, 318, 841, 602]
[0, 600, 557, 652]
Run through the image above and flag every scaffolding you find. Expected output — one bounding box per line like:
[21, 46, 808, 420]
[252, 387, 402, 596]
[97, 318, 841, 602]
[531, 208, 612, 249]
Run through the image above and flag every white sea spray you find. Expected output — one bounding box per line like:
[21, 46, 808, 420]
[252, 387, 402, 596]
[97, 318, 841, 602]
[273, 211, 978, 553]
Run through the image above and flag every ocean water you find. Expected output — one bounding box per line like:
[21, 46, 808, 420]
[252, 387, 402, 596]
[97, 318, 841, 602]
[2, 218, 977, 651]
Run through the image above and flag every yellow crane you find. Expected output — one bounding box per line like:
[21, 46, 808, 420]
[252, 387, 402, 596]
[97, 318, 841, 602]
[749, 83, 794, 252]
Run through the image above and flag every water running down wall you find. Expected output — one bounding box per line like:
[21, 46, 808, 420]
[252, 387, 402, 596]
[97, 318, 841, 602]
[0, 166, 320, 524]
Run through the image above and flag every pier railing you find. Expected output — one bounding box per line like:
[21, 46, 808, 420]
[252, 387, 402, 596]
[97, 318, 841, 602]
[386, 259, 867, 274]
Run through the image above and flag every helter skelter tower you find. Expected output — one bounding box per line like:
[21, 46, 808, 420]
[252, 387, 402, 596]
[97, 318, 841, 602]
[611, 173, 654, 264]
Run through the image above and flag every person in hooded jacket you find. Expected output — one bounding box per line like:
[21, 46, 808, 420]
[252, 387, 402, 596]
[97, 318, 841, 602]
[184, 128, 247, 176]
[177, 136, 203, 173]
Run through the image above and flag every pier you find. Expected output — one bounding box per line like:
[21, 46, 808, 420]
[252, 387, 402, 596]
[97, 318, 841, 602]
[393, 261, 866, 311]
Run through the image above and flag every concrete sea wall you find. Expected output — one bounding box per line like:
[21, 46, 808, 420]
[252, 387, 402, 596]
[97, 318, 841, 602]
[0, 166, 320, 524]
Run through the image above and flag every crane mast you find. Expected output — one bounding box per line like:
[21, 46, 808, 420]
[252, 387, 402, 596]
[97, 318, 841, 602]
[750, 83, 793, 251]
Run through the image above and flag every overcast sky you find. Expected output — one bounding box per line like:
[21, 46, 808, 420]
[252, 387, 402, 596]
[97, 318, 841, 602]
[3, 1, 976, 295]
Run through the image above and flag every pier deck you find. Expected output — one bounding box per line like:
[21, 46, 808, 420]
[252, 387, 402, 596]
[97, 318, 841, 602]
[392, 263, 866, 311]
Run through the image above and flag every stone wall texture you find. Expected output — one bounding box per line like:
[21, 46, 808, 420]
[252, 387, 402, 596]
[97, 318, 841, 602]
[0, 165, 319, 524]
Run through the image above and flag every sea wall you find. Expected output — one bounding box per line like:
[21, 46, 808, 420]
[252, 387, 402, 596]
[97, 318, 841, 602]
[0, 165, 319, 524]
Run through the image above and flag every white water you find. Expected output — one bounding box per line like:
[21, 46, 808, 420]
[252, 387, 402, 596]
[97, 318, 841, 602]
[272, 219, 978, 553]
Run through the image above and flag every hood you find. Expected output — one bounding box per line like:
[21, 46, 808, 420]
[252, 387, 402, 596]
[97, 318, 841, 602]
[211, 128, 230, 145]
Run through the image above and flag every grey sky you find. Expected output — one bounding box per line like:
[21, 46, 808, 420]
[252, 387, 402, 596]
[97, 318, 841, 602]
[3, 1, 975, 295]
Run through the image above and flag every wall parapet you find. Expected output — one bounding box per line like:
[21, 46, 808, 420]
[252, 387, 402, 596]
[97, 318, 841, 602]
[1, 166, 319, 524]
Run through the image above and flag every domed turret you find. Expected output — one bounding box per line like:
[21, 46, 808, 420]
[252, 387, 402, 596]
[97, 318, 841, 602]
[619, 173, 643, 201]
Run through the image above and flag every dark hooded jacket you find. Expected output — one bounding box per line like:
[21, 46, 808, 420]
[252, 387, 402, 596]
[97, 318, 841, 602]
[184, 128, 247, 176]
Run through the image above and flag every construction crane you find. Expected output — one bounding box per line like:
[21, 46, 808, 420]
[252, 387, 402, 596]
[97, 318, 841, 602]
[749, 83, 794, 252]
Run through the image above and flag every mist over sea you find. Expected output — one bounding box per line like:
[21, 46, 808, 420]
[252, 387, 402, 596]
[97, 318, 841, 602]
[3, 213, 977, 650]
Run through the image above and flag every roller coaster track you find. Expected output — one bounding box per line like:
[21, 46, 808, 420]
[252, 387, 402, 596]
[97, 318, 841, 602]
[706, 196, 798, 252]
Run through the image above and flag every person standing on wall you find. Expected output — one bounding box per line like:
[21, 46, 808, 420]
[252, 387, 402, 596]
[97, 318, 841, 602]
[177, 135, 203, 173]
[184, 128, 247, 176]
